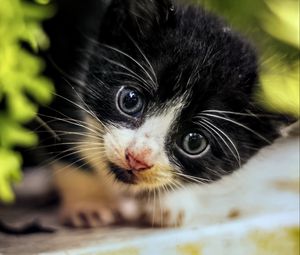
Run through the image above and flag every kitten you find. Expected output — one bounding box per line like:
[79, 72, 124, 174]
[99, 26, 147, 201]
[39, 0, 290, 227]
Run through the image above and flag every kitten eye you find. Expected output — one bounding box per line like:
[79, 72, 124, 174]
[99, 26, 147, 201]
[182, 132, 208, 155]
[117, 87, 144, 116]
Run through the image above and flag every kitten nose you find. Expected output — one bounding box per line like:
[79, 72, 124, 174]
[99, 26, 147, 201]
[125, 149, 152, 171]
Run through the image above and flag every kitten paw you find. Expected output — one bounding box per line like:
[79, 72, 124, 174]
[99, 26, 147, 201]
[60, 202, 117, 228]
[142, 205, 186, 227]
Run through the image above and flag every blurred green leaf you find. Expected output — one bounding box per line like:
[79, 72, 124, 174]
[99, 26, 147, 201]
[259, 62, 300, 117]
[262, 0, 299, 48]
[0, 115, 38, 149]
[0, 0, 54, 202]
[259, 0, 299, 117]
[0, 149, 22, 203]
[194, 0, 299, 117]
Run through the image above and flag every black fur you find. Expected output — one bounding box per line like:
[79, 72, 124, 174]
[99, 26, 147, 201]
[38, 0, 288, 184]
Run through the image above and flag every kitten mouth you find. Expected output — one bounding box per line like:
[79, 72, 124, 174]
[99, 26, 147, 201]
[108, 163, 138, 184]
[108, 162, 172, 188]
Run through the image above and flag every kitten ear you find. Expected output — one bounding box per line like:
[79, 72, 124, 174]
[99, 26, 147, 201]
[100, 0, 175, 40]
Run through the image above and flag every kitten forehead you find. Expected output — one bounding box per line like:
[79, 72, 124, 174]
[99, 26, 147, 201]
[146, 92, 189, 117]
[145, 105, 181, 133]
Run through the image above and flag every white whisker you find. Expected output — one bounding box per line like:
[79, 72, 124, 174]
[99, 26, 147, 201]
[200, 118, 241, 167]
[102, 56, 153, 93]
[37, 114, 103, 137]
[123, 33, 158, 87]
[200, 113, 271, 144]
[102, 44, 157, 88]
[202, 109, 274, 118]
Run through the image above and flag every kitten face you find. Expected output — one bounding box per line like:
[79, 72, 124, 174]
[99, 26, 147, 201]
[81, 0, 284, 190]
[103, 96, 185, 188]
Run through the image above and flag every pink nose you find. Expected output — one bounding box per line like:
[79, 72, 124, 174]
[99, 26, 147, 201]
[125, 149, 152, 171]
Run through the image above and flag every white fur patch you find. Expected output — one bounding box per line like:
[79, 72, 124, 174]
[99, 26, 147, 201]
[104, 102, 184, 171]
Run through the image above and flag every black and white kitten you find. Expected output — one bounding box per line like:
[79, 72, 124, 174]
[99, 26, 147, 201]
[39, 0, 289, 227]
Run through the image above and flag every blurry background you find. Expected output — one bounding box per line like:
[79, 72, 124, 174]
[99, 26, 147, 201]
[0, 0, 299, 202]
[198, 0, 299, 117]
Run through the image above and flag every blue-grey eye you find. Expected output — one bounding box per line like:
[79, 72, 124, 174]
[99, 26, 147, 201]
[182, 132, 208, 155]
[118, 87, 144, 115]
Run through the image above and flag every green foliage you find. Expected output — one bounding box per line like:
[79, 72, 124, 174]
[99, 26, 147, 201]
[0, 0, 54, 202]
[259, 0, 299, 117]
[196, 0, 299, 117]
[262, 0, 299, 48]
